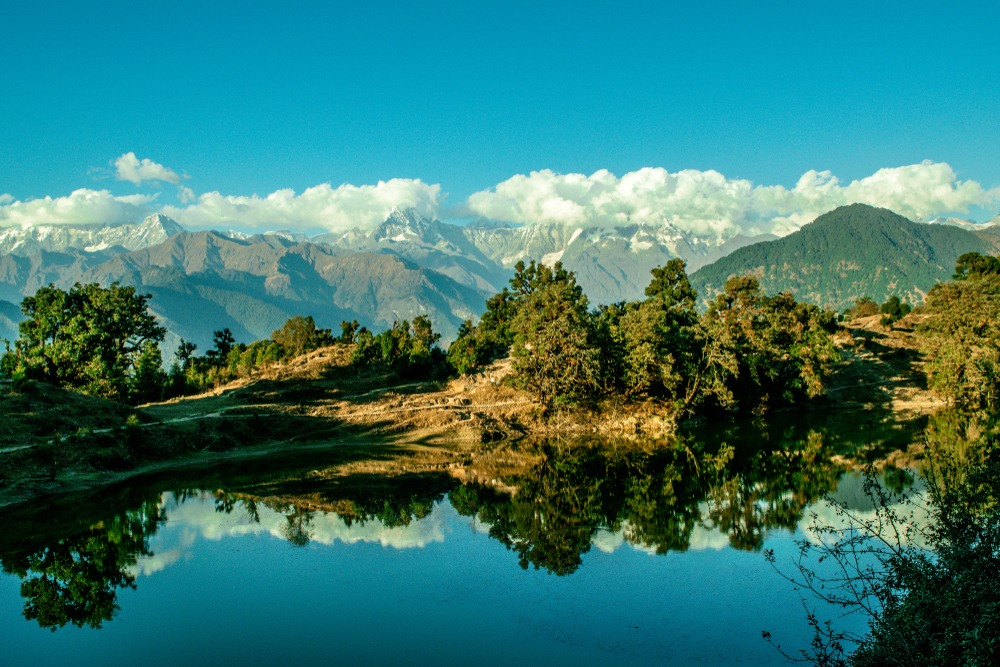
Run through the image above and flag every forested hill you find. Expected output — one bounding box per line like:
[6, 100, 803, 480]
[689, 203, 999, 310]
[0, 299, 18, 342]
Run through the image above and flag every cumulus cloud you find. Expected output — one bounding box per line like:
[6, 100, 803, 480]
[114, 151, 184, 185]
[467, 162, 1000, 239]
[162, 178, 442, 233]
[0, 188, 156, 227]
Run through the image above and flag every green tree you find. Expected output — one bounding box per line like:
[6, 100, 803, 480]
[766, 412, 1000, 666]
[617, 260, 701, 405]
[339, 319, 360, 343]
[129, 340, 167, 404]
[953, 251, 1000, 280]
[698, 276, 838, 413]
[271, 315, 334, 357]
[919, 275, 1000, 409]
[205, 328, 236, 366]
[879, 295, 912, 327]
[2, 283, 166, 401]
[509, 262, 602, 407]
[0, 498, 165, 630]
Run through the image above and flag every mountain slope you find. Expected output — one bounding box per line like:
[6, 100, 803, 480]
[0, 299, 19, 342]
[0, 213, 183, 256]
[690, 204, 997, 309]
[0, 229, 492, 351]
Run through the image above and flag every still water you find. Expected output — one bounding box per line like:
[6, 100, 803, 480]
[0, 414, 915, 666]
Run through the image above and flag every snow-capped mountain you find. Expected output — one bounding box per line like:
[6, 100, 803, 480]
[309, 207, 775, 304]
[926, 215, 1000, 231]
[0, 213, 184, 256]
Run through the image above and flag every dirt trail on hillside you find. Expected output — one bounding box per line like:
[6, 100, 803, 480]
[1, 319, 944, 510]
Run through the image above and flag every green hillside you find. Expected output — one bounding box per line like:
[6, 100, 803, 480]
[0, 299, 20, 342]
[690, 204, 997, 310]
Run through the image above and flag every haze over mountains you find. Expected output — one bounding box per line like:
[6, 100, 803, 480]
[0, 203, 998, 350]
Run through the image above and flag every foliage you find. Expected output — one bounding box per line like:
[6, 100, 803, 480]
[271, 315, 334, 357]
[0, 283, 166, 402]
[452, 429, 845, 575]
[350, 315, 446, 379]
[448, 260, 839, 416]
[445, 276, 525, 375]
[878, 295, 911, 327]
[169, 315, 338, 396]
[849, 297, 880, 319]
[953, 251, 1000, 280]
[508, 262, 603, 407]
[339, 319, 360, 343]
[918, 274, 1000, 409]
[699, 276, 840, 413]
[0, 499, 165, 630]
[615, 259, 700, 405]
[765, 412, 1000, 666]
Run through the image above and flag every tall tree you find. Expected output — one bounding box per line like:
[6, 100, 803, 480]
[509, 262, 602, 407]
[3, 283, 166, 401]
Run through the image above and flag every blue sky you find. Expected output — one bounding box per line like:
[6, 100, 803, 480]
[2, 1, 998, 235]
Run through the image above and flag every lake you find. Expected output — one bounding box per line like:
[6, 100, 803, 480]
[0, 411, 920, 666]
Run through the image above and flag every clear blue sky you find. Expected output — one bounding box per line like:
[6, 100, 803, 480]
[2, 1, 998, 225]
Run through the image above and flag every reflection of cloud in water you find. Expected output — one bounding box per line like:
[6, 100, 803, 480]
[593, 519, 733, 555]
[802, 473, 931, 549]
[131, 527, 197, 576]
[687, 524, 733, 551]
[135, 492, 449, 578]
[591, 528, 625, 554]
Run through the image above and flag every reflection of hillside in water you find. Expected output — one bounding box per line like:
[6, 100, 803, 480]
[0, 409, 949, 630]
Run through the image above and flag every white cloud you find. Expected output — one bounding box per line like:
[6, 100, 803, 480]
[467, 162, 1000, 239]
[0, 188, 156, 227]
[163, 178, 442, 233]
[177, 185, 196, 204]
[114, 151, 184, 185]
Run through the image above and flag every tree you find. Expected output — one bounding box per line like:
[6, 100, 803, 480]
[953, 251, 1000, 280]
[919, 275, 1000, 409]
[350, 316, 446, 378]
[509, 262, 602, 407]
[879, 295, 912, 327]
[271, 315, 334, 357]
[2, 283, 166, 401]
[765, 411, 1000, 665]
[174, 339, 197, 370]
[130, 340, 167, 404]
[698, 276, 838, 413]
[339, 319, 360, 343]
[1, 498, 165, 630]
[617, 260, 701, 404]
[205, 328, 236, 366]
[850, 296, 880, 319]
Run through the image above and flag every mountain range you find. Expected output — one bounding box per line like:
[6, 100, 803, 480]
[690, 204, 1000, 309]
[1, 203, 998, 352]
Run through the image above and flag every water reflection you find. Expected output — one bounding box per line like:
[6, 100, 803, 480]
[0, 410, 941, 631]
[451, 433, 846, 574]
[0, 497, 164, 630]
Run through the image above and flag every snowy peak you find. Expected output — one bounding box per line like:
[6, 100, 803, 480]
[0, 214, 186, 256]
[142, 213, 185, 236]
[373, 207, 436, 243]
[926, 216, 1000, 231]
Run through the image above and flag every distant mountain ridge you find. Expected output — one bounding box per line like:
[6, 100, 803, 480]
[5, 203, 999, 352]
[690, 203, 1000, 310]
[0, 213, 183, 255]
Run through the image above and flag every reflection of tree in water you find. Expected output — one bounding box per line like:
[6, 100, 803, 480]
[209, 478, 446, 548]
[0, 498, 165, 630]
[707, 432, 844, 551]
[452, 432, 845, 574]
